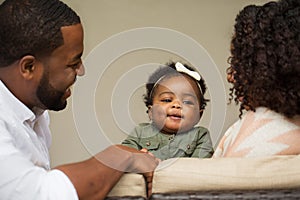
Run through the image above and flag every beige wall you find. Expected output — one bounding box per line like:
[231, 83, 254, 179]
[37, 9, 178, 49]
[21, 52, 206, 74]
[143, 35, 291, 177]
[49, 0, 270, 166]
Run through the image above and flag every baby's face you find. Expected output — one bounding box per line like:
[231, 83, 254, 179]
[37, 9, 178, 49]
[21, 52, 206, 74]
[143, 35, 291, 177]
[149, 75, 202, 134]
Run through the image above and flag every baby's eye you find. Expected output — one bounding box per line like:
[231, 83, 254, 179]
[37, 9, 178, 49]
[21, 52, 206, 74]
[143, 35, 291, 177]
[161, 98, 172, 103]
[183, 100, 194, 105]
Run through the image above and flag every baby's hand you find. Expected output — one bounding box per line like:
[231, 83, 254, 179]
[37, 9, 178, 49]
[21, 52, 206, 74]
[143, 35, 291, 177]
[140, 148, 148, 153]
[140, 148, 157, 158]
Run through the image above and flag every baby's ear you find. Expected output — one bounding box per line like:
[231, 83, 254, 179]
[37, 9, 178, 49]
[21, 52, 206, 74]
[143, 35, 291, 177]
[147, 105, 153, 120]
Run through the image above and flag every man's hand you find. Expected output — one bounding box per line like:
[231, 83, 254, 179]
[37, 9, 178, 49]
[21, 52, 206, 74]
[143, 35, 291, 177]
[96, 145, 160, 197]
[56, 145, 159, 200]
[95, 145, 159, 173]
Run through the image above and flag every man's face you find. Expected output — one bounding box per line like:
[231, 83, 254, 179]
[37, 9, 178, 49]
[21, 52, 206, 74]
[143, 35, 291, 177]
[36, 24, 84, 111]
[36, 68, 69, 111]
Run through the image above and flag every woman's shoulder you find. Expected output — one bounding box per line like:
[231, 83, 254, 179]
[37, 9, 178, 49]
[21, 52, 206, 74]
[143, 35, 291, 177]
[246, 107, 300, 128]
[216, 107, 300, 157]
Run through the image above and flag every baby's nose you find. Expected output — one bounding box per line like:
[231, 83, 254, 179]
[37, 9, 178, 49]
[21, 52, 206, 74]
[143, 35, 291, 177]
[171, 100, 182, 109]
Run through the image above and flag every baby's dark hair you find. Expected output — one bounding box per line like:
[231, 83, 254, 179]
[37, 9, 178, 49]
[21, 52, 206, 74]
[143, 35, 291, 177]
[227, 0, 300, 118]
[0, 0, 80, 67]
[144, 61, 209, 110]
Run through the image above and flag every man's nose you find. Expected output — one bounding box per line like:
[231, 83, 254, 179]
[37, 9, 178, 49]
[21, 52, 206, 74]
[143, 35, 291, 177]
[76, 63, 85, 76]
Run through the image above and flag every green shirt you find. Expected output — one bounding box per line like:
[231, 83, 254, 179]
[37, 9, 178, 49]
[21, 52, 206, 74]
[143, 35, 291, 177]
[122, 123, 214, 160]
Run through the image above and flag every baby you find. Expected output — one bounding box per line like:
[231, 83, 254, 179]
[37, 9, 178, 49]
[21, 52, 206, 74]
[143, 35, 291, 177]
[122, 61, 214, 160]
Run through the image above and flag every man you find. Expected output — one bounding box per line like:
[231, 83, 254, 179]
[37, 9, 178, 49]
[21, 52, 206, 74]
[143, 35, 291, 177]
[0, 0, 159, 199]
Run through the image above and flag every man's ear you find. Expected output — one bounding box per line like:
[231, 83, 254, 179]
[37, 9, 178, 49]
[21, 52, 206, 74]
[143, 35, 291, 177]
[147, 105, 153, 120]
[18, 55, 36, 79]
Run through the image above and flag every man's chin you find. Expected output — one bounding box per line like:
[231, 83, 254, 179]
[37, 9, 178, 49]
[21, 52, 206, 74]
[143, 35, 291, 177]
[47, 101, 67, 111]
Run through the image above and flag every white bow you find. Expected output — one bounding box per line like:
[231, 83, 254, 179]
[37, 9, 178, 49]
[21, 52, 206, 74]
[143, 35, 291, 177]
[175, 62, 201, 81]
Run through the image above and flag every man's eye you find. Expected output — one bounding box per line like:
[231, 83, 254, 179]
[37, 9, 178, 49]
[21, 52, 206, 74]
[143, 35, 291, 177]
[68, 63, 81, 69]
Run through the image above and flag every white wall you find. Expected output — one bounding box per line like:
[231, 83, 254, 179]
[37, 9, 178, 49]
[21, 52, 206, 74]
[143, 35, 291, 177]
[46, 0, 270, 166]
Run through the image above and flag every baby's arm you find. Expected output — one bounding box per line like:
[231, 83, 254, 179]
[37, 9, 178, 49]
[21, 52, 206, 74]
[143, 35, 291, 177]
[191, 128, 214, 158]
[121, 126, 142, 150]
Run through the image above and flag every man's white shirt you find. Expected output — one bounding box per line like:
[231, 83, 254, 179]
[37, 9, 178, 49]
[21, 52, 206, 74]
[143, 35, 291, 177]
[0, 80, 78, 200]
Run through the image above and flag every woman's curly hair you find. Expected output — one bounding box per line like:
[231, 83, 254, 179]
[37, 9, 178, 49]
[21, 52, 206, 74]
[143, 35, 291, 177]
[143, 61, 209, 111]
[227, 0, 300, 118]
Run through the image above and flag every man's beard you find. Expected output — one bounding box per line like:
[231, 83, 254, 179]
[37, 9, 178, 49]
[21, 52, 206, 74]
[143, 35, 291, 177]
[36, 72, 67, 111]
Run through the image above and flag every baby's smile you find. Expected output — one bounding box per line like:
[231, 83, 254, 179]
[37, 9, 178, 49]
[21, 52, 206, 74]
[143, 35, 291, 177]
[167, 113, 183, 120]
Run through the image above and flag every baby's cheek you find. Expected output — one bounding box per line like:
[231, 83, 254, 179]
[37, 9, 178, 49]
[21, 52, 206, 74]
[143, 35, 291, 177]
[151, 106, 167, 128]
[152, 105, 166, 116]
[188, 110, 201, 125]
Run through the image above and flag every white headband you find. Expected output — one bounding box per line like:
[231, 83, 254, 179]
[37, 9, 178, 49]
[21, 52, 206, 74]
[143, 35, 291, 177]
[175, 62, 201, 81]
[149, 62, 203, 101]
[175, 62, 203, 95]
